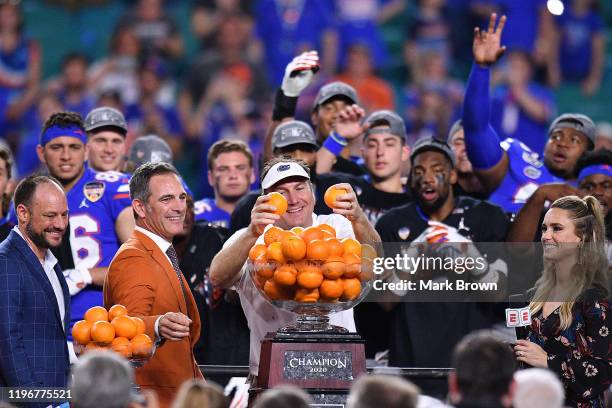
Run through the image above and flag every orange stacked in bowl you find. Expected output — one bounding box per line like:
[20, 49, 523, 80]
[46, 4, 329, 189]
[249, 224, 376, 303]
[72, 305, 153, 359]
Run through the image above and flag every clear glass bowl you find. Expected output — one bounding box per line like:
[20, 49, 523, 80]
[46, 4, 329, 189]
[74, 339, 156, 367]
[247, 258, 373, 333]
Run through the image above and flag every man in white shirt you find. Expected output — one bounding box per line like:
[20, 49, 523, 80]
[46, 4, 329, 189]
[209, 157, 381, 377]
[0, 175, 71, 394]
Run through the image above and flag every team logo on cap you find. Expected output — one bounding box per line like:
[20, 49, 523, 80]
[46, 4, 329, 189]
[278, 164, 291, 172]
[281, 127, 305, 141]
[83, 181, 105, 202]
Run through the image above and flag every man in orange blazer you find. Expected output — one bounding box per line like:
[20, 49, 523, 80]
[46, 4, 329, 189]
[104, 162, 203, 407]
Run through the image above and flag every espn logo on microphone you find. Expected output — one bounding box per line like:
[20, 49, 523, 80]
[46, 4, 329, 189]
[505, 307, 531, 327]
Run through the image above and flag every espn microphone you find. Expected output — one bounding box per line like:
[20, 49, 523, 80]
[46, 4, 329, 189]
[507, 294, 531, 340]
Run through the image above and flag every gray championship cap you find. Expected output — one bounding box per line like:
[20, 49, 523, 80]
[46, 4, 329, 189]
[128, 135, 173, 168]
[272, 120, 318, 150]
[84, 107, 128, 135]
[363, 110, 406, 141]
[548, 113, 596, 148]
[313, 81, 359, 109]
[410, 136, 456, 167]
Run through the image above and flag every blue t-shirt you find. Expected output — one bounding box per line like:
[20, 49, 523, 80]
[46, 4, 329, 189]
[489, 138, 562, 215]
[194, 198, 230, 229]
[65, 168, 131, 339]
[490, 82, 555, 155]
[556, 9, 603, 81]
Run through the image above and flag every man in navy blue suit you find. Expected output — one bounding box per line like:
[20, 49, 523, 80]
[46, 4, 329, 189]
[0, 175, 70, 389]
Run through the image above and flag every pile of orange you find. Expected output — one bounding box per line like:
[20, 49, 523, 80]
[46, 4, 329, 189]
[72, 305, 153, 359]
[249, 223, 376, 303]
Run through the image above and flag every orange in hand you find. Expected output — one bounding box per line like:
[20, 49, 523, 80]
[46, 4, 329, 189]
[324, 185, 349, 209]
[90, 321, 115, 344]
[267, 192, 288, 215]
[112, 315, 138, 339]
[281, 235, 306, 261]
[108, 304, 128, 321]
[84, 306, 109, 323]
[72, 320, 92, 345]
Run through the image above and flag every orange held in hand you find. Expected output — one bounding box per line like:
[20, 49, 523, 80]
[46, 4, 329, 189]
[72, 320, 92, 345]
[324, 185, 349, 209]
[91, 321, 115, 344]
[267, 192, 288, 215]
[84, 306, 109, 323]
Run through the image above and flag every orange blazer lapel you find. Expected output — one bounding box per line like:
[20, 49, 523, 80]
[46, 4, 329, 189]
[133, 230, 189, 315]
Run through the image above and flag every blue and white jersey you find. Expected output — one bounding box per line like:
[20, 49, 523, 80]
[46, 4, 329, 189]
[489, 138, 562, 215]
[65, 167, 131, 339]
[194, 198, 230, 229]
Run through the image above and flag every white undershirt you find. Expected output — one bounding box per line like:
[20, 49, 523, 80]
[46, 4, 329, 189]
[13, 226, 65, 328]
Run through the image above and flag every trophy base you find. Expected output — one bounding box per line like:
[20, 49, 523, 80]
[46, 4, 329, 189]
[255, 331, 366, 406]
[278, 315, 349, 333]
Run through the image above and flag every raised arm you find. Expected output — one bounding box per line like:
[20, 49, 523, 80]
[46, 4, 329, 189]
[209, 195, 280, 288]
[463, 13, 509, 194]
[263, 52, 319, 162]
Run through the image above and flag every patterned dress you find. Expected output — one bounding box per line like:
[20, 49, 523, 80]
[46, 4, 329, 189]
[528, 289, 611, 407]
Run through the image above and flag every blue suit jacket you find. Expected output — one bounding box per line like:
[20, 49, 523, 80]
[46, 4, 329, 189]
[0, 229, 70, 387]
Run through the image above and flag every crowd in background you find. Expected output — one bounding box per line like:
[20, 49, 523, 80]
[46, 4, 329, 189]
[1, 0, 611, 197]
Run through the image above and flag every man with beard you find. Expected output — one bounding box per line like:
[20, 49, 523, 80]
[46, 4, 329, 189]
[463, 14, 595, 217]
[33, 112, 133, 360]
[375, 137, 509, 398]
[194, 139, 255, 229]
[0, 176, 70, 394]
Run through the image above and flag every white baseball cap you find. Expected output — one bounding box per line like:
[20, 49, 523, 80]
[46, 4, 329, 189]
[261, 161, 310, 190]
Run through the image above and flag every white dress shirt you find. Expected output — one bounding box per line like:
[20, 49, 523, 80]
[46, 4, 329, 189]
[13, 226, 66, 327]
[134, 226, 174, 340]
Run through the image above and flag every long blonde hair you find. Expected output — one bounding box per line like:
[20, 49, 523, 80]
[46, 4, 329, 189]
[530, 196, 609, 329]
